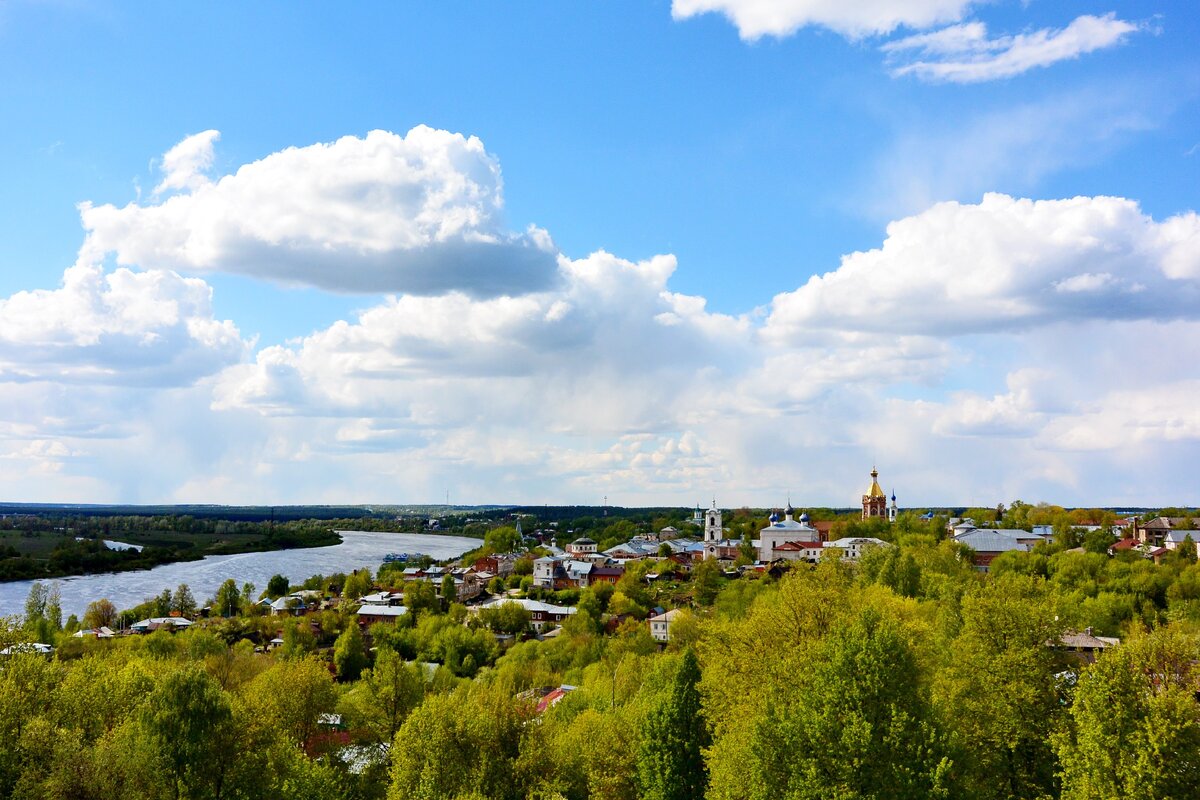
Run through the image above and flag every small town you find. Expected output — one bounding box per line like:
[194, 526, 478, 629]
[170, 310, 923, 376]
[4, 468, 1199, 798]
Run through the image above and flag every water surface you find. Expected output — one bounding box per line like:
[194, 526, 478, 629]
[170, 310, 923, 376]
[0, 530, 479, 619]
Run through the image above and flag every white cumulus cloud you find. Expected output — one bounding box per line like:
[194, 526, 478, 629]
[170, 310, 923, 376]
[154, 129, 220, 195]
[671, 0, 976, 39]
[79, 127, 559, 296]
[766, 193, 1200, 340]
[0, 264, 246, 385]
[212, 250, 752, 433]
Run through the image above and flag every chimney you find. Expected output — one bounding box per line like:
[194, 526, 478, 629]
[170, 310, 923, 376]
[1084, 626, 1094, 637]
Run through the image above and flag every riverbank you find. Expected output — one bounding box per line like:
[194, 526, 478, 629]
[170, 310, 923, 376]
[0, 530, 481, 618]
[0, 509, 497, 584]
[0, 524, 343, 583]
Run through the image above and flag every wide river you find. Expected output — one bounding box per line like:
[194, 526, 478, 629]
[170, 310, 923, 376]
[0, 530, 480, 619]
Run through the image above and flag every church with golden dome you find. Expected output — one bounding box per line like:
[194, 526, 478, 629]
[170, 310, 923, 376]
[862, 467, 897, 522]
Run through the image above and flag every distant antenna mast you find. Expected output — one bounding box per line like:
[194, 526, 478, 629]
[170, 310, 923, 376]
[603, 495, 608, 517]
[445, 490, 450, 507]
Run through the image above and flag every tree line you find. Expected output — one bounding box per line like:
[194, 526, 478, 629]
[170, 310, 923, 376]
[3, 509, 1200, 799]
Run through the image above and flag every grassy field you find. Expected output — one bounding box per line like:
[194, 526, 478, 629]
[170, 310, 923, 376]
[0, 529, 80, 558]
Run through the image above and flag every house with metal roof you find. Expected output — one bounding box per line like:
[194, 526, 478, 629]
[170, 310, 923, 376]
[952, 528, 1029, 571]
[130, 616, 193, 633]
[477, 596, 577, 633]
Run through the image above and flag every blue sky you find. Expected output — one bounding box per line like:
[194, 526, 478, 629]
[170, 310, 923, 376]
[0, 0, 1197, 507]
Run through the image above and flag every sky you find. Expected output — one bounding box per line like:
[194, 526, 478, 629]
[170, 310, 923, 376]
[0, 0, 1197, 509]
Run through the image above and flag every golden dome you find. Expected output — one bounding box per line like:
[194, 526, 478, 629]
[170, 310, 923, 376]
[867, 467, 885, 498]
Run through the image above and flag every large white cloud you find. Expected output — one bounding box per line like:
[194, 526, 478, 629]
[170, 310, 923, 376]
[78, 127, 559, 296]
[671, 0, 976, 39]
[212, 250, 752, 431]
[7, 120, 1200, 507]
[189, 184, 1200, 506]
[766, 193, 1200, 340]
[884, 14, 1142, 83]
[0, 264, 246, 385]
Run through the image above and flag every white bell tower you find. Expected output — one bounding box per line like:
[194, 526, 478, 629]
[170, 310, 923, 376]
[705, 500, 723, 544]
[703, 500, 724, 560]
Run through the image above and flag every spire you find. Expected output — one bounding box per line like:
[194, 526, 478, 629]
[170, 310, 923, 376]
[867, 467, 885, 498]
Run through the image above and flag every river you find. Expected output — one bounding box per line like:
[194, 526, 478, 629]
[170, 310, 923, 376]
[0, 530, 481, 620]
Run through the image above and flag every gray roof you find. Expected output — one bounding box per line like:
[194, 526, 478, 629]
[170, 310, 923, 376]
[1060, 630, 1120, 649]
[356, 605, 409, 617]
[953, 529, 1027, 553]
[481, 597, 576, 615]
[131, 616, 193, 629]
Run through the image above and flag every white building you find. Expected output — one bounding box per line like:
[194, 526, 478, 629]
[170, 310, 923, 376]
[759, 505, 822, 562]
[649, 608, 684, 642]
[566, 537, 598, 556]
[355, 605, 409, 624]
[703, 501, 741, 560]
[478, 597, 577, 633]
[823, 536, 890, 561]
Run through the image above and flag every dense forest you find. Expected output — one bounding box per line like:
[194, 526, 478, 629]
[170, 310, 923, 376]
[3, 509, 1200, 799]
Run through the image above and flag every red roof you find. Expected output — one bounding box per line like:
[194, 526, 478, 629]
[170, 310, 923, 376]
[1110, 538, 1140, 551]
[536, 687, 572, 714]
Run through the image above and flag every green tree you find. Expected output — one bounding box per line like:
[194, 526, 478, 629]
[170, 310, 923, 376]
[441, 574, 457, 605]
[279, 618, 317, 659]
[171, 583, 197, 617]
[405, 579, 440, 617]
[1180, 534, 1198, 563]
[479, 602, 532, 636]
[692, 558, 721, 606]
[266, 574, 290, 599]
[23, 582, 47, 627]
[389, 682, 534, 800]
[214, 579, 242, 618]
[936, 575, 1062, 800]
[637, 649, 709, 800]
[1056, 627, 1200, 800]
[245, 656, 337, 747]
[44, 584, 62, 632]
[860, 546, 921, 597]
[484, 526, 522, 554]
[154, 588, 173, 617]
[140, 666, 239, 800]
[352, 648, 425, 743]
[749, 607, 952, 800]
[342, 568, 373, 607]
[333, 624, 368, 681]
[80, 598, 117, 631]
